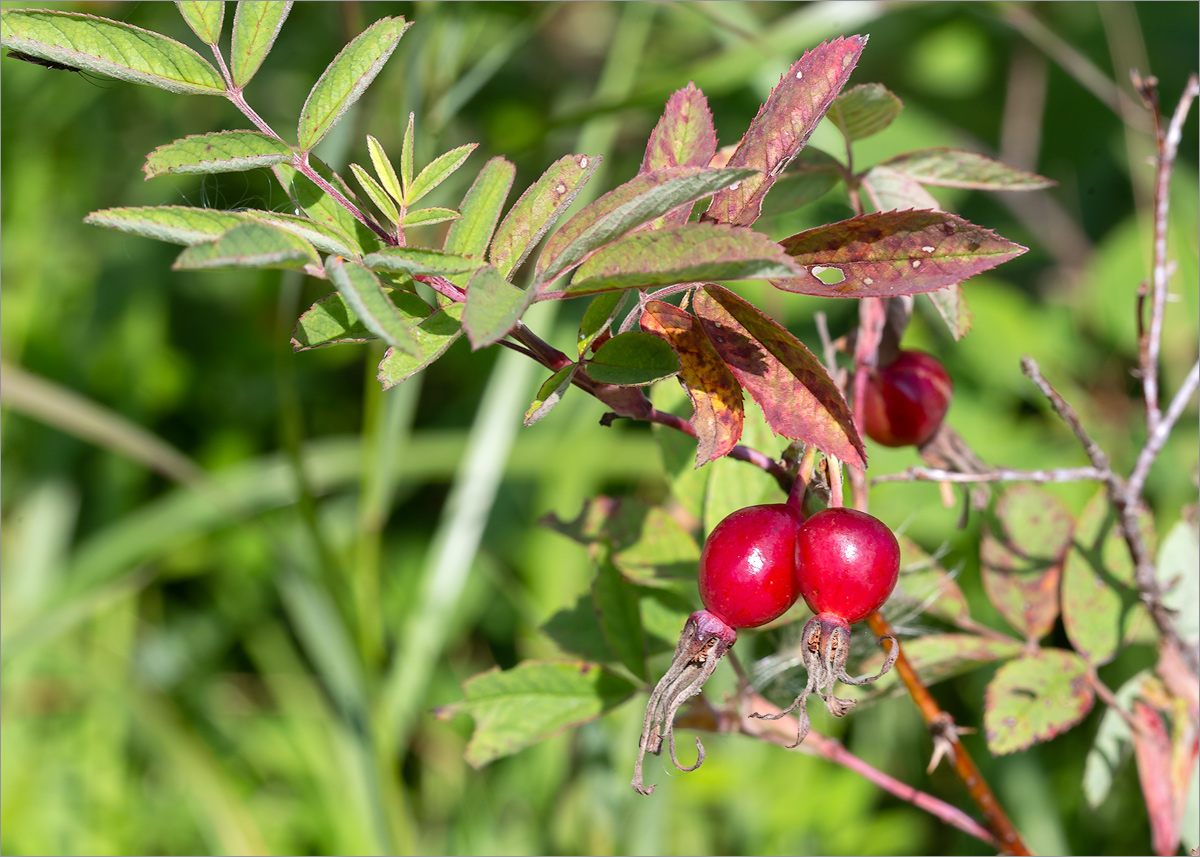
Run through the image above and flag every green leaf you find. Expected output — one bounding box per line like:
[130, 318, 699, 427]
[880, 148, 1055, 191]
[407, 143, 478, 206]
[1083, 670, 1150, 809]
[893, 536, 975, 631]
[143, 131, 293, 179]
[524, 364, 578, 427]
[577, 292, 626, 357]
[401, 207, 460, 228]
[326, 256, 419, 355]
[592, 549, 647, 680]
[1062, 489, 1157, 665]
[926, 284, 973, 341]
[230, 0, 291, 88]
[400, 112, 415, 196]
[292, 288, 429, 351]
[984, 649, 1094, 755]
[297, 16, 410, 151]
[1156, 518, 1199, 644]
[565, 223, 799, 296]
[366, 134, 403, 204]
[172, 222, 318, 270]
[586, 331, 680, 386]
[443, 157, 516, 290]
[274, 159, 379, 254]
[239, 209, 358, 257]
[376, 303, 464, 388]
[84, 205, 246, 246]
[541, 595, 616, 663]
[771, 210, 1027, 298]
[1, 8, 226, 94]
[693, 285, 865, 469]
[350, 162, 400, 226]
[435, 660, 637, 768]
[175, 1, 224, 44]
[641, 301, 743, 466]
[535, 166, 757, 288]
[862, 633, 1023, 693]
[704, 36, 866, 226]
[825, 83, 903, 142]
[980, 485, 1074, 641]
[491, 154, 600, 279]
[462, 265, 528, 350]
[363, 246, 482, 276]
[760, 148, 843, 217]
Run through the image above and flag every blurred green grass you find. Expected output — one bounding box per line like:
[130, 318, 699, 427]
[2, 2, 1196, 854]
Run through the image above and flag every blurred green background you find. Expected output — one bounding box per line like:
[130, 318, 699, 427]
[2, 2, 1197, 854]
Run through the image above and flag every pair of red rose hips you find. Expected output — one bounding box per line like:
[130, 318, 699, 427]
[632, 502, 901, 795]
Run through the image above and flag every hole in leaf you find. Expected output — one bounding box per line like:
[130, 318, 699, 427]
[812, 265, 845, 285]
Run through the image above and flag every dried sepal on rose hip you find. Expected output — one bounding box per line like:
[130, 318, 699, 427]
[752, 507, 901, 746]
[632, 503, 802, 795]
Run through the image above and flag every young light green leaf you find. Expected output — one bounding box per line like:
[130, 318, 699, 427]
[143, 131, 293, 179]
[363, 246, 482, 276]
[1083, 671, 1150, 809]
[292, 288, 429, 351]
[84, 205, 246, 246]
[926, 284, 973, 340]
[1, 8, 226, 95]
[880, 148, 1055, 191]
[350, 162, 401, 226]
[825, 83, 903, 142]
[366, 134, 403, 204]
[240, 209, 359, 258]
[175, 1, 224, 45]
[400, 112, 415, 196]
[173, 222, 318, 271]
[462, 265, 528, 350]
[984, 649, 1093, 755]
[377, 303, 464, 388]
[297, 16, 411, 151]
[406, 143, 478, 206]
[1157, 518, 1199, 644]
[524, 364, 579, 427]
[230, 0, 291, 88]
[401, 207, 460, 228]
[564, 223, 800, 296]
[578, 291, 626, 357]
[535, 166, 758, 288]
[274, 160, 379, 254]
[491, 153, 600, 279]
[586, 331, 679, 386]
[442, 157, 515, 291]
[435, 660, 637, 768]
[326, 256, 419, 355]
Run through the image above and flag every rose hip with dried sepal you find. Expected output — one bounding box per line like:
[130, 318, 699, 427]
[752, 507, 901, 746]
[632, 503, 802, 795]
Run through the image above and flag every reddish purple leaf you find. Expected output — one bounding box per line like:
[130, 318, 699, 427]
[703, 35, 866, 227]
[980, 485, 1074, 642]
[693, 285, 865, 468]
[880, 148, 1054, 191]
[641, 301, 743, 466]
[770, 210, 1027, 298]
[639, 83, 719, 228]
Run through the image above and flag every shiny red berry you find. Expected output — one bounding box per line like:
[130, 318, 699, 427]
[698, 504, 803, 629]
[795, 507, 900, 624]
[862, 349, 953, 448]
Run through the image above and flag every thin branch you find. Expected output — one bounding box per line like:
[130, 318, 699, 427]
[1020, 357, 1116, 479]
[1126, 359, 1200, 503]
[873, 465, 1107, 486]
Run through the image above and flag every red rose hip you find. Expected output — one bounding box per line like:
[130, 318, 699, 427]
[862, 349, 953, 448]
[796, 507, 900, 623]
[699, 503, 803, 629]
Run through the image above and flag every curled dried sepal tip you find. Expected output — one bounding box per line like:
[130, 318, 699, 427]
[631, 610, 736, 796]
[749, 612, 898, 747]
